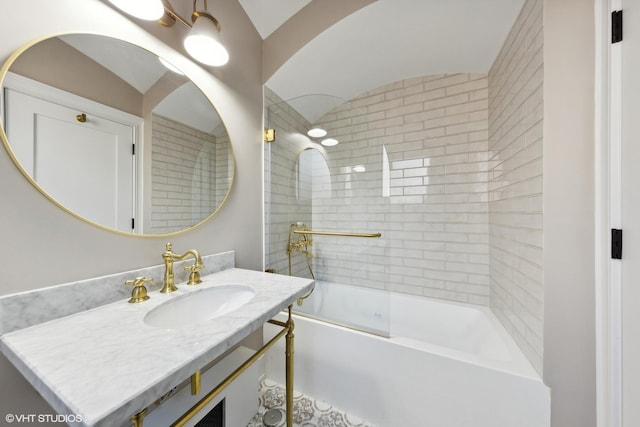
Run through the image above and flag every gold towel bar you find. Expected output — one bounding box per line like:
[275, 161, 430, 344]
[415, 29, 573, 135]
[293, 230, 381, 238]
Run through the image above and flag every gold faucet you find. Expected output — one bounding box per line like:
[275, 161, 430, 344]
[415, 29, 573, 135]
[161, 242, 204, 293]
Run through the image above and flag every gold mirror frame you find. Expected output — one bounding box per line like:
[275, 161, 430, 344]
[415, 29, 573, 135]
[0, 32, 235, 237]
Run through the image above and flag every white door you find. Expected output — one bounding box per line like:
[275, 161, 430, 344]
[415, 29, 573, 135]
[4, 88, 135, 232]
[621, 3, 640, 426]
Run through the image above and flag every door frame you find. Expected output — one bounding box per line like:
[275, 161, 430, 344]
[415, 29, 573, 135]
[595, 0, 623, 426]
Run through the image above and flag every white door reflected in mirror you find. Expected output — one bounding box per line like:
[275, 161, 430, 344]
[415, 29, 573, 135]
[5, 87, 135, 232]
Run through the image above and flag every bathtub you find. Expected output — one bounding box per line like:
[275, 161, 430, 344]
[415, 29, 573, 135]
[264, 281, 550, 427]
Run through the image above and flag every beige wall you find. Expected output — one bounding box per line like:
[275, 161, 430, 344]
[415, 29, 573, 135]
[543, 0, 596, 426]
[9, 37, 143, 116]
[0, 0, 263, 421]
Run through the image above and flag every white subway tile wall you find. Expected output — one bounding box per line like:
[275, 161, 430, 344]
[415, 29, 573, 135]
[488, 0, 543, 374]
[263, 0, 541, 375]
[264, 90, 315, 278]
[313, 74, 490, 301]
[266, 73, 492, 304]
[151, 114, 230, 234]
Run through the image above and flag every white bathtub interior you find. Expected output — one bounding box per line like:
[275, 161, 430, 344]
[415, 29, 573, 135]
[294, 280, 390, 336]
[266, 281, 550, 427]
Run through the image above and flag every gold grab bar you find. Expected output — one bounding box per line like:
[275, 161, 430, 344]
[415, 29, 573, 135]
[293, 230, 381, 238]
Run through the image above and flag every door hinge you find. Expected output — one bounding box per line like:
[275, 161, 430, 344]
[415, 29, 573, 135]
[612, 229, 623, 259]
[131, 218, 135, 230]
[612, 10, 623, 43]
[132, 143, 136, 155]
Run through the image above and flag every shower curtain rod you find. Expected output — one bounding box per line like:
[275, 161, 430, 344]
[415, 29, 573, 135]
[293, 229, 382, 238]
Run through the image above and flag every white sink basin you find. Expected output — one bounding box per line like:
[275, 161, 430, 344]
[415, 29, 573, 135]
[143, 284, 255, 329]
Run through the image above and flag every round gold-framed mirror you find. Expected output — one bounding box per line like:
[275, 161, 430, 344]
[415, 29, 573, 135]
[0, 33, 234, 236]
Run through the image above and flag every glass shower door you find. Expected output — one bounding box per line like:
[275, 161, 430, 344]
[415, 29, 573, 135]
[264, 91, 391, 336]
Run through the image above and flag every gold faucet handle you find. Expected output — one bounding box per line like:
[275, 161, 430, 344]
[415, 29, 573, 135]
[125, 277, 152, 303]
[184, 264, 203, 285]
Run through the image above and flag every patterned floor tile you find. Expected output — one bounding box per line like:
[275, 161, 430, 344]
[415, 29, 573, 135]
[247, 379, 376, 427]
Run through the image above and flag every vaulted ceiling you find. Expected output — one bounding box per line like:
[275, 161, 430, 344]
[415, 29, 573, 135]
[239, 0, 525, 109]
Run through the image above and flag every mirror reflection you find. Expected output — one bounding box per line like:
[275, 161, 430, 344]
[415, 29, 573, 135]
[0, 34, 233, 235]
[296, 148, 331, 201]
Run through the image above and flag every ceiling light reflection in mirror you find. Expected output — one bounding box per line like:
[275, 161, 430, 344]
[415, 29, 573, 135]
[0, 33, 234, 236]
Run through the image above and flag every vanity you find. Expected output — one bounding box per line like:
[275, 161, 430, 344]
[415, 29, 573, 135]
[0, 253, 314, 427]
[0, 6, 297, 425]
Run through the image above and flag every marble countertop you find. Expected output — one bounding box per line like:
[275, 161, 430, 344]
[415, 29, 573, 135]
[0, 268, 314, 427]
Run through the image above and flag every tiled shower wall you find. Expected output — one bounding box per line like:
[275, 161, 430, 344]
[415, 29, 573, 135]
[312, 74, 490, 302]
[265, 4, 544, 371]
[488, 0, 543, 373]
[151, 114, 231, 234]
[266, 75, 491, 304]
[264, 88, 314, 278]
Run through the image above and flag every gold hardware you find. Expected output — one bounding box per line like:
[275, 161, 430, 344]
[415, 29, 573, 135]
[191, 10, 221, 30]
[287, 223, 316, 281]
[76, 113, 87, 123]
[130, 408, 147, 427]
[285, 306, 294, 427]
[297, 288, 314, 306]
[184, 263, 203, 285]
[264, 128, 276, 142]
[124, 277, 152, 303]
[170, 306, 296, 427]
[159, 0, 222, 31]
[293, 229, 382, 238]
[161, 242, 204, 293]
[191, 370, 201, 395]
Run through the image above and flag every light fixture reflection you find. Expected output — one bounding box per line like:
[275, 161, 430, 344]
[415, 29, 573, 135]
[307, 128, 327, 138]
[109, 0, 164, 20]
[184, 11, 229, 66]
[352, 165, 366, 173]
[321, 138, 339, 147]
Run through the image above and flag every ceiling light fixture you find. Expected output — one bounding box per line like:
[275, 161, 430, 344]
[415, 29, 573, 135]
[183, 12, 229, 66]
[109, 0, 229, 67]
[321, 138, 339, 147]
[307, 128, 327, 138]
